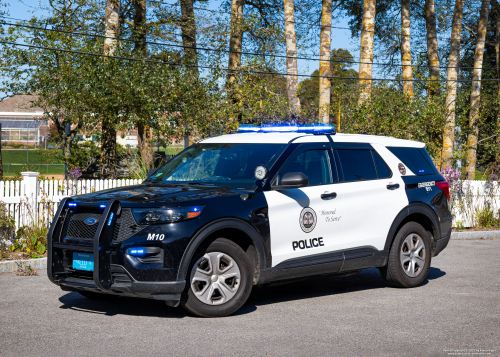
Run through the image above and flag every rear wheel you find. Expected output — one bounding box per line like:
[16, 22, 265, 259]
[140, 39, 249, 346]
[379, 222, 431, 288]
[181, 238, 253, 317]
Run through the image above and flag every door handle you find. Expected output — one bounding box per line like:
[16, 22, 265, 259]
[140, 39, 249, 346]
[387, 183, 400, 190]
[321, 192, 337, 200]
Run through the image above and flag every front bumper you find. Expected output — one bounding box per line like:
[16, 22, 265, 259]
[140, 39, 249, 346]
[58, 269, 186, 305]
[47, 198, 186, 306]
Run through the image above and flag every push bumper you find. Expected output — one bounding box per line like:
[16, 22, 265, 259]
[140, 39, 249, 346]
[47, 198, 186, 306]
[433, 229, 451, 257]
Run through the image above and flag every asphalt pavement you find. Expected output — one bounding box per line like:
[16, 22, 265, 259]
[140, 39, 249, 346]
[1, 239, 499, 357]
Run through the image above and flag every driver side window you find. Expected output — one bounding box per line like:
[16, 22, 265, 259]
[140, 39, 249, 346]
[281, 149, 333, 186]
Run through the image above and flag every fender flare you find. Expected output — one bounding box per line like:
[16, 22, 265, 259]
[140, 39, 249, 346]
[176, 218, 268, 281]
[384, 203, 441, 251]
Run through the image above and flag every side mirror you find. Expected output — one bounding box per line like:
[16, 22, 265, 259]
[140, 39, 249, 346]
[273, 172, 309, 190]
[147, 168, 159, 178]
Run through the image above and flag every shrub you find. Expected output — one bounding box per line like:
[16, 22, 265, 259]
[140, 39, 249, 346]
[0, 201, 16, 247]
[16, 262, 38, 276]
[16, 225, 48, 255]
[476, 205, 497, 228]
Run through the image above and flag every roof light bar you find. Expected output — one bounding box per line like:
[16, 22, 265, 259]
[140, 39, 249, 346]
[68, 202, 77, 207]
[238, 124, 335, 134]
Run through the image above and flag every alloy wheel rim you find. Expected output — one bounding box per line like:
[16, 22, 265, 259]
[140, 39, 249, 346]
[400, 233, 426, 278]
[190, 252, 241, 305]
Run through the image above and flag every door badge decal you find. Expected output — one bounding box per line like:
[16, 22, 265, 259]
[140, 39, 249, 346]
[398, 163, 406, 175]
[299, 207, 317, 233]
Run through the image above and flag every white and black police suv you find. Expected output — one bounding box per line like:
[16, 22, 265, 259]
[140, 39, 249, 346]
[47, 124, 452, 317]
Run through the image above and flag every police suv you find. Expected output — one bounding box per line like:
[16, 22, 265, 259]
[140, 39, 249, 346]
[47, 124, 452, 317]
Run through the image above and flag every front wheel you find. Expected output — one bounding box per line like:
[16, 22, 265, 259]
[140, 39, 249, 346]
[181, 238, 253, 317]
[379, 222, 431, 288]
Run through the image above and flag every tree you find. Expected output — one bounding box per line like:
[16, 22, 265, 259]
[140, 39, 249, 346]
[299, 48, 358, 124]
[101, 0, 121, 178]
[130, 0, 153, 163]
[357, 0, 376, 105]
[424, 0, 440, 97]
[401, 0, 413, 99]
[442, 0, 465, 169]
[319, 0, 333, 124]
[0, 0, 97, 171]
[284, 0, 301, 116]
[465, 0, 490, 179]
[180, 0, 199, 77]
[226, 0, 245, 100]
[492, 0, 500, 167]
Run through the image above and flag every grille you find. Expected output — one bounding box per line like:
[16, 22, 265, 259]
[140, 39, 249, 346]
[112, 209, 146, 242]
[63, 208, 145, 242]
[64, 211, 101, 240]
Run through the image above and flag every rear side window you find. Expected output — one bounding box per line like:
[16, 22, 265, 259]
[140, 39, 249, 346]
[337, 149, 377, 181]
[372, 151, 392, 178]
[387, 147, 437, 176]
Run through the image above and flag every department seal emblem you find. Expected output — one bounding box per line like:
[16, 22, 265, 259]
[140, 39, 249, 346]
[398, 163, 406, 175]
[299, 207, 317, 233]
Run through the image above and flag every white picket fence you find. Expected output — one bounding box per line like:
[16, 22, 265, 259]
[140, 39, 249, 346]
[450, 180, 500, 228]
[0, 173, 498, 232]
[0, 172, 142, 230]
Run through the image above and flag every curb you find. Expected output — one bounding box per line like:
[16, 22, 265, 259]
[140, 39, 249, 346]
[451, 230, 500, 240]
[0, 257, 47, 273]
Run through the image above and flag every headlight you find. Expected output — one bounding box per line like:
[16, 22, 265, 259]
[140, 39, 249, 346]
[132, 206, 204, 225]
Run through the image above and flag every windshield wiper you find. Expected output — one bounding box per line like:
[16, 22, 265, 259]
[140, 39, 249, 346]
[186, 182, 217, 186]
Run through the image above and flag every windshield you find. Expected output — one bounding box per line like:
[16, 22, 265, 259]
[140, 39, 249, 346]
[147, 143, 287, 190]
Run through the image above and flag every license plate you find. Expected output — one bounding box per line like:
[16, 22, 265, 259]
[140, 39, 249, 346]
[73, 252, 94, 271]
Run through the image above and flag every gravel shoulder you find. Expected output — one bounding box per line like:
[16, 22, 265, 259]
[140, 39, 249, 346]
[0, 239, 499, 357]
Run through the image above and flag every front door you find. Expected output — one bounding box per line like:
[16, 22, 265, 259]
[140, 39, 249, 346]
[264, 144, 345, 267]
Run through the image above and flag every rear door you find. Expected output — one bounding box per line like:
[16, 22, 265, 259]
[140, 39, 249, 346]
[264, 143, 345, 267]
[332, 143, 408, 252]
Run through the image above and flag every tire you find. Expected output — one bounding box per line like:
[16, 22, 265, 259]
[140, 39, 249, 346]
[379, 222, 431, 288]
[77, 291, 117, 300]
[181, 238, 253, 318]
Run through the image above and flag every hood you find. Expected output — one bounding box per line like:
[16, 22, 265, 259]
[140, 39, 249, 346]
[73, 183, 241, 206]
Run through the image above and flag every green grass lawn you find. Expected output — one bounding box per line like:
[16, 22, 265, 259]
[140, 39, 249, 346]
[0, 146, 183, 177]
[1, 149, 60, 164]
[1, 149, 63, 175]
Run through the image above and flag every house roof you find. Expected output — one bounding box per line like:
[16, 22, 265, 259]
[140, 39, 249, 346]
[0, 118, 44, 129]
[0, 95, 43, 113]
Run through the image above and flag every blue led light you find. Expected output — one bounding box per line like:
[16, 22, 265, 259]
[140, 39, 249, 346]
[68, 202, 77, 207]
[107, 212, 114, 226]
[238, 124, 335, 134]
[129, 248, 146, 256]
[99, 204, 106, 209]
[238, 124, 260, 132]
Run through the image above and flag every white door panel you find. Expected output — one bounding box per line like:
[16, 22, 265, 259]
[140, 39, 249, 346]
[265, 185, 344, 267]
[342, 177, 408, 251]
